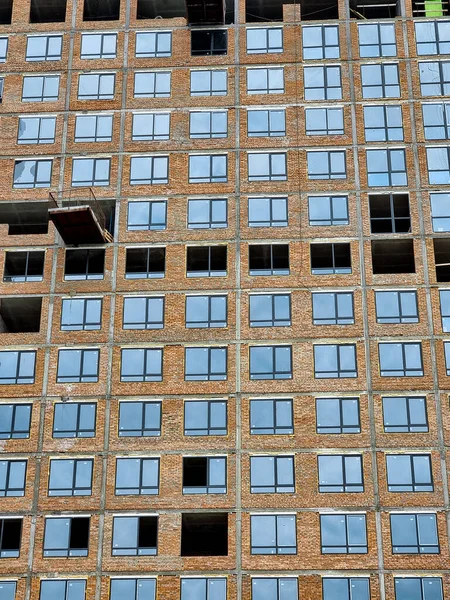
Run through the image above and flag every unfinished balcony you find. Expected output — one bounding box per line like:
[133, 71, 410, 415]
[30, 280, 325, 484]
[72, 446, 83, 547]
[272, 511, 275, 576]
[49, 190, 114, 246]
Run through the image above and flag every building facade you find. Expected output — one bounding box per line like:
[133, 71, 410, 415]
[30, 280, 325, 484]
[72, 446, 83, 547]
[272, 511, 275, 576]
[0, 0, 449, 597]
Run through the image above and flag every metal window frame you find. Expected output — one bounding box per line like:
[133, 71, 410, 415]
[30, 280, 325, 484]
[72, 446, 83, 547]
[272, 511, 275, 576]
[133, 71, 171, 98]
[0, 350, 36, 384]
[0, 36, 8, 62]
[77, 73, 115, 100]
[248, 196, 288, 227]
[427, 145, 450, 181]
[188, 154, 228, 183]
[120, 348, 163, 382]
[249, 398, 294, 435]
[375, 290, 418, 323]
[115, 457, 160, 495]
[22, 75, 60, 102]
[247, 108, 286, 137]
[74, 114, 113, 142]
[416, 20, 450, 55]
[52, 402, 97, 438]
[250, 455, 295, 493]
[0, 403, 32, 439]
[367, 148, 407, 186]
[249, 243, 290, 275]
[181, 577, 228, 600]
[184, 346, 228, 381]
[184, 399, 228, 436]
[187, 198, 228, 229]
[250, 513, 297, 554]
[304, 65, 342, 100]
[307, 150, 347, 180]
[48, 458, 93, 496]
[0, 518, 21, 557]
[110, 578, 157, 600]
[318, 454, 364, 492]
[369, 194, 411, 233]
[394, 577, 443, 600]
[386, 453, 434, 492]
[249, 293, 292, 327]
[131, 112, 170, 141]
[305, 107, 344, 136]
[0, 460, 26, 496]
[118, 400, 162, 436]
[17, 116, 56, 144]
[420, 60, 450, 96]
[248, 152, 287, 181]
[185, 294, 228, 328]
[251, 577, 298, 600]
[308, 195, 349, 226]
[39, 579, 86, 600]
[358, 22, 397, 57]
[182, 455, 227, 494]
[13, 159, 53, 188]
[189, 69, 228, 96]
[123, 296, 165, 329]
[56, 348, 100, 383]
[249, 345, 293, 380]
[316, 397, 361, 434]
[312, 291, 355, 325]
[364, 105, 404, 142]
[125, 246, 166, 279]
[64, 248, 105, 281]
[71, 157, 111, 187]
[186, 245, 227, 277]
[25, 34, 62, 61]
[320, 513, 368, 554]
[390, 512, 439, 554]
[127, 200, 167, 230]
[191, 29, 227, 56]
[80, 32, 117, 59]
[311, 242, 352, 275]
[246, 67, 284, 94]
[440, 289, 450, 329]
[361, 63, 400, 99]
[189, 110, 228, 139]
[382, 396, 429, 432]
[111, 515, 158, 556]
[423, 102, 450, 140]
[3, 250, 45, 282]
[379, 342, 424, 377]
[322, 577, 370, 600]
[302, 24, 340, 60]
[246, 27, 283, 54]
[314, 343, 357, 378]
[43, 516, 90, 557]
[60, 297, 102, 331]
[136, 31, 172, 58]
[431, 192, 450, 231]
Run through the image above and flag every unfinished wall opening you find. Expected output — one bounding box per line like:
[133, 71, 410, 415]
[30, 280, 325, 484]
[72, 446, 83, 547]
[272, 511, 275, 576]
[245, 0, 338, 22]
[350, 0, 400, 18]
[310, 243, 351, 275]
[413, 0, 449, 16]
[369, 194, 411, 234]
[29, 0, 67, 22]
[434, 238, 450, 281]
[181, 513, 228, 556]
[371, 239, 415, 274]
[83, 0, 120, 20]
[136, 0, 184, 19]
[0, 202, 49, 236]
[191, 30, 227, 55]
[4, 251, 45, 283]
[0, 0, 13, 24]
[0, 297, 42, 333]
[64, 249, 105, 281]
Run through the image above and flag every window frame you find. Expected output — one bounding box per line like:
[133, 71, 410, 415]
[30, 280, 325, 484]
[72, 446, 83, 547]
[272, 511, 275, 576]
[77, 73, 115, 100]
[111, 516, 158, 556]
[312, 291, 355, 325]
[305, 106, 344, 136]
[52, 402, 97, 438]
[60, 297, 102, 331]
[0, 460, 27, 496]
[184, 400, 228, 436]
[382, 396, 429, 433]
[39, 580, 86, 600]
[13, 159, 52, 188]
[375, 290, 419, 324]
[363, 104, 404, 142]
[48, 458, 93, 496]
[188, 154, 228, 183]
[120, 348, 163, 382]
[322, 578, 370, 600]
[366, 148, 407, 187]
[184, 346, 228, 381]
[0, 518, 22, 558]
[249, 398, 294, 435]
[248, 196, 288, 227]
[416, 20, 450, 55]
[135, 31, 172, 58]
[115, 457, 160, 495]
[0, 403, 32, 439]
[187, 198, 228, 229]
[190, 69, 227, 96]
[246, 67, 284, 94]
[316, 397, 361, 434]
[110, 578, 157, 600]
[250, 513, 297, 554]
[390, 512, 439, 554]
[122, 296, 164, 330]
[247, 108, 286, 137]
[378, 342, 424, 377]
[419, 60, 450, 96]
[17, 116, 56, 144]
[80, 32, 117, 59]
[249, 293, 291, 327]
[249, 345, 293, 380]
[189, 110, 228, 139]
[181, 578, 227, 600]
[43, 516, 90, 557]
[313, 344, 358, 379]
[0, 350, 36, 384]
[358, 22, 397, 57]
[185, 295, 227, 328]
[74, 114, 113, 142]
[308, 195, 349, 226]
[394, 578, 443, 600]
[302, 24, 340, 60]
[56, 348, 100, 383]
[318, 454, 364, 493]
[361, 63, 400, 99]
[127, 200, 167, 230]
[25, 34, 62, 61]
[252, 578, 298, 600]
[304, 65, 342, 101]
[320, 513, 368, 554]
[118, 401, 162, 437]
[246, 27, 283, 54]
[386, 453, 434, 492]
[250, 455, 295, 493]
[182, 455, 227, 494]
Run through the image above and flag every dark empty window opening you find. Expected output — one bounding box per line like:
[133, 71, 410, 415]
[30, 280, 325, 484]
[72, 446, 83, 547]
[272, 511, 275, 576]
[183, 457, 227, 494]
[0, 518, 22, 558]
[136, 0, 192, 19]
[311, 243, 351, 275]
[191, 30, 227, 55]
[0, 202, 49, 236]
[187, 246, 227, 277]
[249, 244, 289, 276]
[369, 194, 411, 233]
[0, 0, 13, 24]
[4, 251, 45, 283]
[112, 516, 158, 556]
[350, 0, 400, 19]
[0, 297, 42, 333]
[434, 238, 450, 281]
[125, 247, 165, 279]
[64, 249, 105, 281]
[83, 0, 120, 20]
[371, 239, 415, 274]
[181, 513, 228, 556]
[29, 0, 66, 22]
[245, 0, 337, 22]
